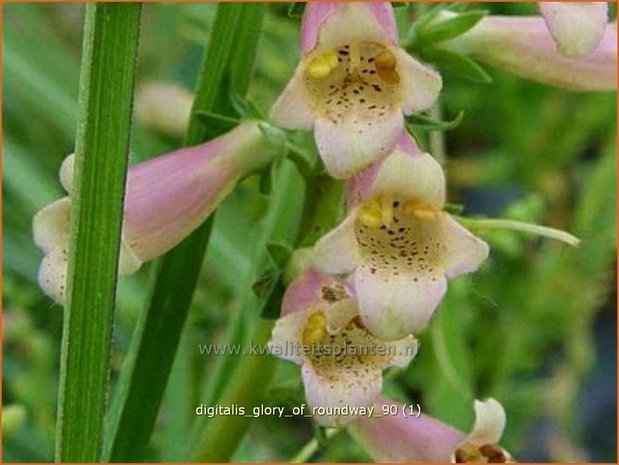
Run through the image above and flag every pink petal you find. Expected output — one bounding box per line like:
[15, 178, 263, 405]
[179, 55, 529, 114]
[301, 2, 397, 55]
[33, 197, 71, 254]
[302, 362, 383, 427]
[540, 2, 608, 58]
[469, 399, 506, 446]
[315, 111, 404, 179]
[448, 16, 617, 91]
[442, 216, 490, 279]
[38, 249, 68, 305]
[123, 122, 273, 262]
[268, 310, 308, 365]
[354, 266, 447, 340]
[59, 154, 75, 194]
[395, 49, 443, 113]
[281, 269, 352, 316]
[350, 397, 466, 462]
[313, 210, 358, 274]
[346, 132, 422, 209]
[370, 150, 446, 210]
[269, 63, 316, 130]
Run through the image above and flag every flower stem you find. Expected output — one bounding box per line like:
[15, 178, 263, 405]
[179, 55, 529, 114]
[289, 429, 339, 463]
[429, 101, 447, 164]
[54, 4, 141, 462]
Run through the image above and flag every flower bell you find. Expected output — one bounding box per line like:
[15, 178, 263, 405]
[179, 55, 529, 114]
[539, 2, 608, 58]
[444, 14, 616, 91]
[34, 121, 280, 304]
[313, 133, 489, 341]
[268, 270, 418, 427]
[350, 397, 512, 463]
[270, 2, 442, 179]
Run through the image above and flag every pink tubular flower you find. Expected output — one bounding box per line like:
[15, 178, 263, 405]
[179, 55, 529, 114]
[33, 121, 279, 304]
[268, 270, 418, 427]
[540, 2, 608, 58]
[270, 2, 442, 179]
[445, 14, 616, 92]
[313, 133, 489, 341]
[350, 397, 512, 463]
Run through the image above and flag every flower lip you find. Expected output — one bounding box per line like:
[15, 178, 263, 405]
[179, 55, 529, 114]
[540, 2, 608, 58]
[452, 398, 511, 463]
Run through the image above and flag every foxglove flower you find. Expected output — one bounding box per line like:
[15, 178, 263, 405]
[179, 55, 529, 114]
[270, 2, 442, 178]
[34, 121, 279, 304]
[313, 134, 489, 340]
[350, 397, 511, 463]
[444, 15, 616, 91]
[540, 2, 608, 58]
[269, 270, 418, 427]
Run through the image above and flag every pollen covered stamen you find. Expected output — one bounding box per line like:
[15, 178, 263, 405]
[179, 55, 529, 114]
[303, 311, 328, 345]
[307, 51, 339, 79]
[374, 50, 400, 85]
[303, 41, 401, 124]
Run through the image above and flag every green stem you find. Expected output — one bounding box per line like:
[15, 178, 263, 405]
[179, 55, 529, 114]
[103, 4, 267, 462]
[289, 429, 339, 463]
[55, 4, 141, 462]
[190, 167, 345, 461]
[192, 319, 279, 462]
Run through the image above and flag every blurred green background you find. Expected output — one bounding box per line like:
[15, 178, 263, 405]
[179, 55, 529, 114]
[2, 2, 616, 462]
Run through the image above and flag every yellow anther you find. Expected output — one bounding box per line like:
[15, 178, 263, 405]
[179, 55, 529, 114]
[377, 68, 400, 84]
[404, 199, 438, 221]
[412, 209, 438, 221]
[307, 50, 339, 79]
[303, 311, 327, 345]
[374, 49, 400, 84]
[357, 199, 384, 228]
[374, 49, 396, 69]
[307, 60, 333, 79]
[323, 50, 338, 69]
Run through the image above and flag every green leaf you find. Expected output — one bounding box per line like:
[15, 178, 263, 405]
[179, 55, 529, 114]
[417, 10, 487, 44]
[406, 110, 464, 132]
[54, 4, 141, 462]
[103, 4, 267, 462]
[421, 47, 492, 84]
